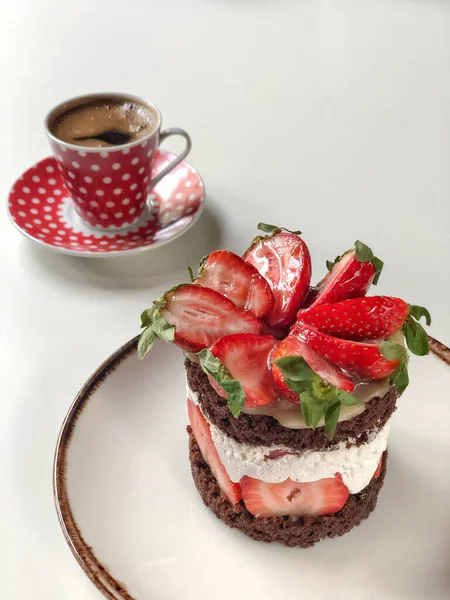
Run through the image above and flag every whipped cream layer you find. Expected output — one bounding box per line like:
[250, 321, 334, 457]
[188, 387, 389, 494]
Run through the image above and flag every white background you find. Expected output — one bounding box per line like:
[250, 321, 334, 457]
[1, 1, 449, 598]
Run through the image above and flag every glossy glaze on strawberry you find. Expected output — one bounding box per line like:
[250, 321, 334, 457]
[308, 248, 376, 308]
[293, 321, 400, 380]
[298, 296, 409, 340]
[139, 223, 431, 440]
[195, 250, 274, 318]
[244, 231, 311, 329]
[209, 334, 279, 407]
[162, 285, 262, 352]
[271, 331, 355, 404]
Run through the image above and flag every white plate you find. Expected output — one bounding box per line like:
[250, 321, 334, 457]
[54, 337, 450, 600]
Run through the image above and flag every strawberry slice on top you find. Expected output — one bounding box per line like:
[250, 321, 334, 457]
[208, 333, 279, 409]
[240, 474, 349, 518]
[293, 321, 401, 380]
[271, 331, 355, 404]
[297, 296, 409, 341]
[194, 250, 274, 318]
[138, 285, 262, 357]
[188, 400, 241, 504]
[244, 224, 312, 329]
[307, 241, 383, 309]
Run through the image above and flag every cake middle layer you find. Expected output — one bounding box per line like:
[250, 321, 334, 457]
[208, 417, 389, 494]
[189, 387, 388, 495]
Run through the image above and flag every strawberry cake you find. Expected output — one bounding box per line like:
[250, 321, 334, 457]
[138, 224, 431, 548]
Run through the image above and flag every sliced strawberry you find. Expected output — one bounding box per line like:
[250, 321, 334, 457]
[308, 248, 376, 309]
[244, 232, 311, 329]
[241, 474, 349, 517]
[293, 321, 400, 380]
[188, 399, 241, 504]
[210, 334, 279, 407]
[264, 450, 300, 460]
[297, 296, 409, 340]
[373, 456, 383, 479]
[194, 250, 274, 318]
[161, 285, 262, 352]
[271, 330, 355, 404]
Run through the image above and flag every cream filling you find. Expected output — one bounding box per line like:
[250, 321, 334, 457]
[241, 378, 391, 428]
[186, 376, 391, 430]
[187, 387, 389, 494]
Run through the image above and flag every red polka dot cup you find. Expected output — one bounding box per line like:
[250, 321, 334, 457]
[45, 93, 191, 230]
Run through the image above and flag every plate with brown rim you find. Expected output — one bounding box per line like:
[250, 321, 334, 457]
[54, 336, 450, 600]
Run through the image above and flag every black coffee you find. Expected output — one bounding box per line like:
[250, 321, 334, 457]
[50, 98, 157, 147]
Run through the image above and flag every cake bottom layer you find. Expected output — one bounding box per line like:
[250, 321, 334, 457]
[188, 428, 387, 548]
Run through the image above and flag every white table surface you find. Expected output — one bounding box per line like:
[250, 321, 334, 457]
[1, 1, 450, 597]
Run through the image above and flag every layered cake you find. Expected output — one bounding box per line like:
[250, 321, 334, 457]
[138, 224, 431, 548]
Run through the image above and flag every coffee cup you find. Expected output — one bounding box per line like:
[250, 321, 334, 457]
[45, 93, 191, 229]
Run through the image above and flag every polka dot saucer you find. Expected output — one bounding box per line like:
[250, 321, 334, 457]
[7, 150, 205, 256]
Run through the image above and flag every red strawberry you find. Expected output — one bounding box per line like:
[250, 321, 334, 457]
[264, 450, 300, 460]
[297, 296, 409, 341]
[161, 285, 262, 352]
[210, 334, 279, 407]
[194, 250, 274, 318]
[271, 330, 355, 404]
[188, 399, 241, 504]
[240, 474, 349, 517]
[373, 457, 383, 479]
[308, 247, 377, 309]
[244, 232, 311, 329]
[293, 321, 400, 380]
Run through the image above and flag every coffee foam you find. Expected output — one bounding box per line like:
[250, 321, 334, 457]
[50, 98, 157, 147]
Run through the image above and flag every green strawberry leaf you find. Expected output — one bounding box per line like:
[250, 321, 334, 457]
[257, 223, 281, 234]
[404, 320, 430, 356]
[273, 356, 360, 438]
[247, 223, 303, 250]
[380, 341, 407, 361]
[336, 389, 361, 406]
[354, 240, 374, 262]
[400, 303, 431, 357]
[298, 391, 313, 427]
[273, 356, 315, 381]
[324, 401, 341, 438]
[300, 391, 325, 428]
[281, 378, 311, 395]
[198, 349, 246, 417]
[219, 380, 246, 418]
[386, 349, 410, 395]
[137, 297, 175, 360]
[137, 328, 157, 360]
[196, 254, 209, 278]
[140, 307, 154, 328]
[257, 222, 302, 236]
[372, 256, 384, 285]
[326, 255, 342, 272]
[394, 362, 409, 394]
[354, 240, 383, 284]
[187, 266, 195, 282]
[409, 304, 432, 326]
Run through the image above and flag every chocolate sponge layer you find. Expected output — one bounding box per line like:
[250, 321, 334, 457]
[185, 359, 397, 452]
[188, 428, 387, 549]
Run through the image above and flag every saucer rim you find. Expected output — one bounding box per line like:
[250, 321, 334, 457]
[7, 154, 206, 258]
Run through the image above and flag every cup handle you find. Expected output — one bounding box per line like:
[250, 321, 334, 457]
[149, 127, 192, 190]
